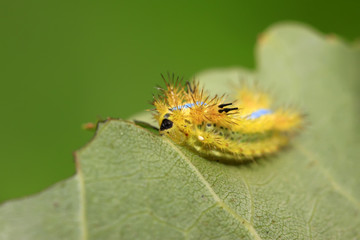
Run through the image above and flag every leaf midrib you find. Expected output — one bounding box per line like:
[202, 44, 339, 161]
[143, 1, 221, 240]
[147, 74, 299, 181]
[164, 138, 262, 240]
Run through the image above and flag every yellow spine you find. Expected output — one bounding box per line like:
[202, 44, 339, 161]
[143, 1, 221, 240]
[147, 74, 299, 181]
[152, 76, 302, 162]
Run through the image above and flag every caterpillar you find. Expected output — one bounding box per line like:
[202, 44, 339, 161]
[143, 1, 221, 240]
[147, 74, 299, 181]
[152, 74, 302, 162]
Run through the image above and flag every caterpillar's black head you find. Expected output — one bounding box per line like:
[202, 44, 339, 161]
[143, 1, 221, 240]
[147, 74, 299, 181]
[160, 119, 173, 131]
[158, 112, 187, 144]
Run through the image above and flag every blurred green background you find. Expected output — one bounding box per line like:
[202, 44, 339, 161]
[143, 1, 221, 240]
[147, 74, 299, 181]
[1, 0, 359, 203]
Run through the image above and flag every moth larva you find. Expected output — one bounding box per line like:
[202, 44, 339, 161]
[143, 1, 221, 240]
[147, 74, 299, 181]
[152, 74, 302, 161]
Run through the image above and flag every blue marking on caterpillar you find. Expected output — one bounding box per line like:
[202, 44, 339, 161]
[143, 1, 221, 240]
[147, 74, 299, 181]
[171, 101, 206, 110]
[247, 109, 272, 119]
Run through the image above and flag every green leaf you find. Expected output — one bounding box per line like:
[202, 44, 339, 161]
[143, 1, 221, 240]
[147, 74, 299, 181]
[1, 22, 360, 239]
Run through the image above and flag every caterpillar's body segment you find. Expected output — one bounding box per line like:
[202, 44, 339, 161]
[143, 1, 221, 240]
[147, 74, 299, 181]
[152, 77, 302, 161]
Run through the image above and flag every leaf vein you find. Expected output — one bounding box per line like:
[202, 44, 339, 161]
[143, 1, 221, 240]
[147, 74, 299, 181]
[296, 144, 360, 211]
[165, 139, 262, 240]
[76, 164, 88, 240]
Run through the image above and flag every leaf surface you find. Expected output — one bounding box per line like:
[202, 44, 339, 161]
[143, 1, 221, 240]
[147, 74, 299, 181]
[1, 23, 360, 240]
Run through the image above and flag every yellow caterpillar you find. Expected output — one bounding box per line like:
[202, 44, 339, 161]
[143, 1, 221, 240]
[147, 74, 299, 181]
[152, 74, 302, 162]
